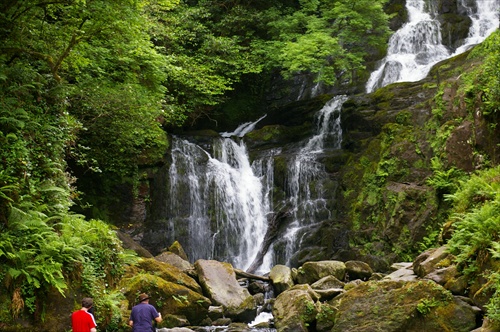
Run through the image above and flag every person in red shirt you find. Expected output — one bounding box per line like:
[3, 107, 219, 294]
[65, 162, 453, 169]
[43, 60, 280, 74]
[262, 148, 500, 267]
[71, 297, 97, 332]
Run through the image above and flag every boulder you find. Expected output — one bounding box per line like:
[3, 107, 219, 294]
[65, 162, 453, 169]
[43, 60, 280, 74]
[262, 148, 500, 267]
[314, 288, 345, 301]
[311, 275, 345, 290]
[345, 260, 373, 281]
[135, 258, 201, 293]
[413, 246, 451, 278]
[316, 302, 337, 332]
[424, 265, 459, 285]
[116, 230, 153, 258]
[168, 240, 189, 261]
[295, 260, 346, 284]
[121, 273, 211, 325]
[272, 284, 320, 332]
[195, 259, 256, 322]
[444, 274, 469, 295]
[384, 263, 417, 281]
[269, 264, 294, 295]
[155, 251, 193, 273]
[330, 280, 478, 332]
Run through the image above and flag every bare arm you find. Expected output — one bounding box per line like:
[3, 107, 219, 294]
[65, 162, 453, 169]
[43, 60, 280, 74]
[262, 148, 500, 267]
[155, 312, 162, 323]
[90, 328, 96, 332]
[128, 320, 134, 327]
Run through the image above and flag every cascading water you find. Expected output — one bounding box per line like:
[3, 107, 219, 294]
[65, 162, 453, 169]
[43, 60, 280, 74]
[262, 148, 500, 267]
[167, 134, 270, 271]
[279, 95, 348, 265]
[366, 0, 450, 93]
[366, 0, 499, 93]
[454, 0, 499, 54]
[162, 0, 498, 274]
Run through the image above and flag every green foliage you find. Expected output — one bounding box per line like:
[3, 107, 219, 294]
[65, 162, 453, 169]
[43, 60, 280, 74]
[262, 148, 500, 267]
[467, 31, 500, 117]
[263, 0, 391, 85]
[0, 203, 136, 325]
[445, 166, 500, 321]
[416, 298, 440, 315]
[426, 157, 467, 196]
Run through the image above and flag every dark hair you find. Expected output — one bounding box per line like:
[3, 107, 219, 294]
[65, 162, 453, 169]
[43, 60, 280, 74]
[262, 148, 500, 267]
[82, 297, 93, 309]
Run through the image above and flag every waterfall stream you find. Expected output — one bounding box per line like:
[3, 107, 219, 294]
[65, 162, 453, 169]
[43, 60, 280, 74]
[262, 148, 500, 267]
[366, 0, 499, 93]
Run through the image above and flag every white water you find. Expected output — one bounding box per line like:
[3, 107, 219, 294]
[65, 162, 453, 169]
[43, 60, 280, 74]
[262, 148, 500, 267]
[282, 95, 347, 264]
[168, 118, 272, 271]
[366, 0, 499, 93]
[454, 0, 500, 54]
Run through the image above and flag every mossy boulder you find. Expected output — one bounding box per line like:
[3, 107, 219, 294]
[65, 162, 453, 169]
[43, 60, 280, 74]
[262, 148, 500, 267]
[330, 280, 478, 332]
[345, 260, 373, 281]
[269, 264, 294, 295]
[154, 251, 194, 274]
[194, 260, 256, 322]
[168, 241, 189, 261]
[295, 260, 346, 284]
[135, 258, 201, 294]
[272, 284, 320, 332]
[121, 273, 211, 326]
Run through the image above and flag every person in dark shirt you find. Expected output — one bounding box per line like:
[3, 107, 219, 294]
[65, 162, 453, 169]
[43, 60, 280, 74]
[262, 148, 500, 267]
[128, 293, 162, 332]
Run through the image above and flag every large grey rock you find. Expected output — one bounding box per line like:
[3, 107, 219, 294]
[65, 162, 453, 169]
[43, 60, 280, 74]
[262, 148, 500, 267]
[269, 264, 294, 295]
[195, 259, 256, 322]
[295, 260, 346, 284]
[384, 263, 417, 281]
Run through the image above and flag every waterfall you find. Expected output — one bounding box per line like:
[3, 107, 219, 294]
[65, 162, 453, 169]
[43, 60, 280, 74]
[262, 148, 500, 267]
[366, 0, 499, 93]
[366, 0, 449, 93]
[454, 0, 500, 54]
[164, 96, 347, 272]
[280, 95, 348, 264]
[167, 118, 271, 271]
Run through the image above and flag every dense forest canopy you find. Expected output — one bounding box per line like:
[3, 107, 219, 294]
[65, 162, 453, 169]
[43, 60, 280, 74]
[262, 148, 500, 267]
[0, 0, 499, 329]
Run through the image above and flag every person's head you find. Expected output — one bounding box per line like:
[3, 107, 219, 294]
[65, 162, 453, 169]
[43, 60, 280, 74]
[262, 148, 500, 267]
[138, 293, 150, 303]
[82, 297, 93, 309]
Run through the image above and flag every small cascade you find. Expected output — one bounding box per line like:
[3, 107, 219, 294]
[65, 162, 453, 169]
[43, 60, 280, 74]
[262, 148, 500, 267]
[454, 0, 500, 54]
[366, 0, 449, 93]
[280, 95, 348, 264]
[366, 0, 499, 93]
